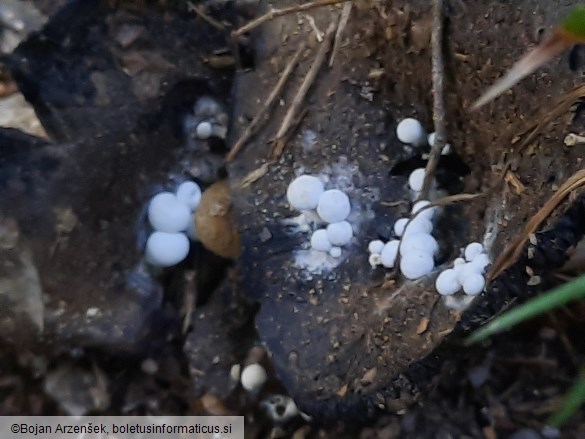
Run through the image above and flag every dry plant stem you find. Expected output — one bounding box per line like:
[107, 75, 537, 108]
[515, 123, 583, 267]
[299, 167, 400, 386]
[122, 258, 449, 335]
[329, 2, 352, 66]
[226, 43, 305, 162]
[273, 22, 337, 143]
[187, 1, 226, 31]
[488, 168, 585, 281]
[232, 0, 348, 37]
[420, 0, 446, 200]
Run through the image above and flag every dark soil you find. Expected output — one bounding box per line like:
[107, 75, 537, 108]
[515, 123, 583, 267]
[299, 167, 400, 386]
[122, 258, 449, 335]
[0, 0, 584, 438]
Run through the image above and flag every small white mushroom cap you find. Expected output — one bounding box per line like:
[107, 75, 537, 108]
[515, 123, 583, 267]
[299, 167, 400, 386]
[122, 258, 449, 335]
[380, 240, 400, 268]
[369, 253, 382, 268]
[287, 175, 324, 211]
[397, 118, 426, 145]
[317, 189, 351, 223]
[241, 363, 267, 392]
[463, 274, 485, 296]
[176, 181, 202, 211]
[326, 221, 353, 246]
[454, 257, 466, 266]
[435, 268, 461, 296]
[148, 192, 192, 233]
[403, 217, 434, 237]
[310, 229, 332, 252]
[408, 168, 426, 192]
[393, 218, 409, 237]
[464, 242, 484, 262]
[145, 232, 190, 267]
[456, 261, 484, 285]
[400, 233, 439, 257]
[412, 200, 436, 221]
[471, 253, 490, 272]
[196, 121, 213, 139]
[368, 240, 385, 254]
[329, 246, 342, 258]
[428, 132, 436, 147]
[400, 251, 434, 279]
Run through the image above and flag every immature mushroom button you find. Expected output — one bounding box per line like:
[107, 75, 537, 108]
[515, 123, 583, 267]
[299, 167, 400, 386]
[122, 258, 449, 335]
[286, 175, 324, 211]
[400, 251, 434, 279]
[368, 240, 385, 254]
[148, 192, 192, 233]
[380, 240, 400, 268]
[464, 242, 484, 261]
[317, 189, 351, 223]
[326, 221, 353, 246]
[196, 121, 213, 139]
[145, 232, 190, 267]
[241, 363, 267, 392]
[463, 274, 485, 296]
[408, 168, 426, 192]
[176, 181, 202, 211]
[397, 118, 426, 145]
[435, 269, 461, 296]
[310, 229, 331, 252]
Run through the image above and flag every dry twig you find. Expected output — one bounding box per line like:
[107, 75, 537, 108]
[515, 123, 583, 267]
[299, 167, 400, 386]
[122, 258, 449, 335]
[187, 1, 226, 31]
[420, 0, 446, 200]
[329, 2, 352, 66]
[226, 44, 305, 162]
[271, 22, 337, 154]
[232, 0, 348, 37]
[488, 168, 585, 281]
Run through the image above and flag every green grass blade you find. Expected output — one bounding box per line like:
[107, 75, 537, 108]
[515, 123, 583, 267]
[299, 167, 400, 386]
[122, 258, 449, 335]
[547, 369, 585, 427]
[466, 274, 585, 344]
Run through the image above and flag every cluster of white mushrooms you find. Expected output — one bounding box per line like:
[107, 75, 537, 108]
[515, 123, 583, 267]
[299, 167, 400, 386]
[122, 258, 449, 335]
[367, 199, 438, 279]
[286, 175, 354, 258]
[366, 117, 490, 297]
[144, 181, 202, 267]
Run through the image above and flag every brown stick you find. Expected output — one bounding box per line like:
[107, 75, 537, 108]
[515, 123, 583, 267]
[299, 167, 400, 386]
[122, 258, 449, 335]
[232, 0, 348, 37]
[420, 0, 446, 200]
[187, 1, 226, 31]
[329, 1, 352, 67]
[273, 22, 337, 145]
[226, 43, 305, 162]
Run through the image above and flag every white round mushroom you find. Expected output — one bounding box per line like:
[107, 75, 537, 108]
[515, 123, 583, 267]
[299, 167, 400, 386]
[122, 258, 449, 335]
[326, 221, 353, 246]
[403, 217, 434, 237]
[435, 269, 461, 296]
[411, 200, 436, 221]
[380, 240, 400, 268]
[196, 121, 213, 139]
[471, 253, 490, 272]
[400, 233, 439, 257]
[148, 192, 192, 233]
[317, 189, 351, 223]
[145, 232, 190, 267]
[329, 246, 342, 258]
[427, 132, 436, 147]
[464, 242, 484, 262]
[463, 274, 485, 296]
[310, 229, 331, 252]
[456, 261, 484, 285]
[369, 253, 382, 268]
[393, 218, 409, 237]
[397, 118, 426, 145]
[408, 168, 426, 192]
[176, 181, 202, 211]
[400, 251, 435, 279]
[241, 363, 267, 392]
[368, 240, 385, 254]
[286, 175, 324, 211]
